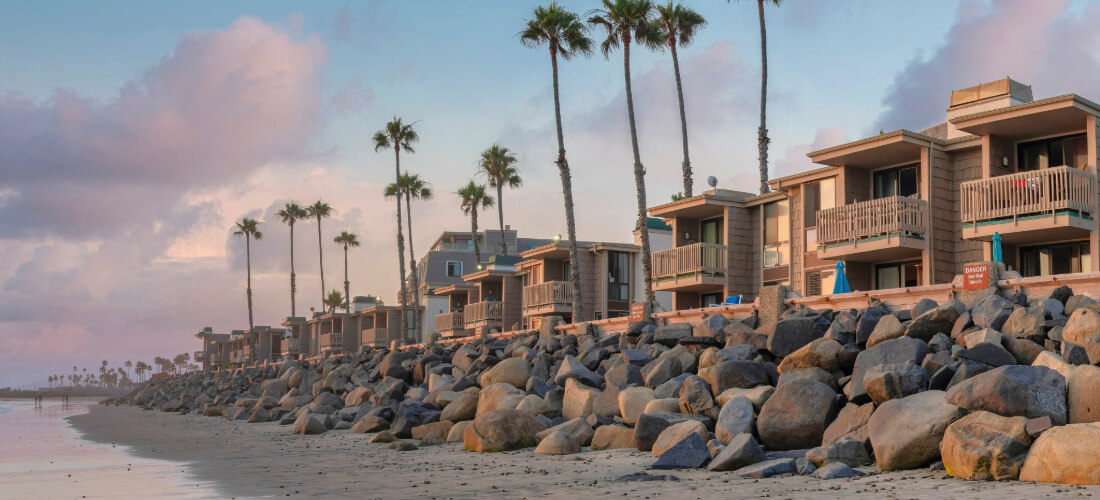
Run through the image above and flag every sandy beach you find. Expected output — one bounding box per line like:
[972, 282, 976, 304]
[65, 404, 1099, 499]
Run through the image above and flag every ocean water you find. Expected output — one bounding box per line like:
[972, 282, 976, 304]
[0, 399, 218, 499]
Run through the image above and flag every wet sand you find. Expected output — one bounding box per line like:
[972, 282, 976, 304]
[66, 404, 1100, 499]
[0, 399, 215, 499]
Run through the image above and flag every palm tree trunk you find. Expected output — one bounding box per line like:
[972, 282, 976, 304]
[289, 222, 296, 317]
[496, 182, 507, 255]
[550, 43, 584, 322]
[671, 41, 692, 198]
[246, 235, 255, 361]
[317, 216, 326, 307]
[471, 207, 481, 267]
[343, 244, 350, 312]
[757, 0, 770, 195]
[623, 39, 656, 305]
[405, 192, 422, 341]
[393, 147, 409, 344]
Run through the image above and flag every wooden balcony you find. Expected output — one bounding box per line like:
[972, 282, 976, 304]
[817, 196, 928, 262]
[319, 332, 343, 353]
[652, 242, 727, 292]
[523, 281, 573, 316]
[362, 327, 393, 347]
[435, 311, 469, 338]
[961, 166, 1096, 243]
[465, 301, 504, 327]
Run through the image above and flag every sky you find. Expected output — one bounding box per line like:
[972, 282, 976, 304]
[2, 0, 1099, 388]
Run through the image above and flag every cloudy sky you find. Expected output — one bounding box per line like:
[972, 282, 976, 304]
[2, 0, 1098, 387]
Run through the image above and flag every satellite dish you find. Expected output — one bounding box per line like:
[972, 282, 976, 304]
[707, 176, 718, 188]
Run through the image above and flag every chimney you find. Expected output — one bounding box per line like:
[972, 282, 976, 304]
[944, 77, 1033, 139]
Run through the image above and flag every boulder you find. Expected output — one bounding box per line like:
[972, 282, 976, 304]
[867, 391, 964, 471]
[1019, 422, 1100, 485]
[777, 338, 842, 373]
[554, 354, 604, 388]
[855, 307, 889, 345]
[651, 420, 709, 456]
[534, 430, 580, 455]
[812, 462, 862, 480]
[446, 421, 470, 443]
[515, 394, 557, 416]
[849, 336, 929, 403]
[292, 415, 326, 435]
[1032, 351, 1074, 382]
[418, 431, 445, 447]
[463, 409, 546, 452]
[478, 357, 530, 390]
[715, 386, 773, 412]
[971, 296, 1014, 330]
[369, 431, 396, 443]
[708, 360, 772, 394]
[562, 378, 601, 420]
[715, 396, 755, 445]
[905, 302, 962, 342]
[618, 386, 656, 425]
[536, 418, 594, 447]
[806, 435, 871, 467]
[866, 314, 905, 348]
[642, 356, 683, 389]
[1068, 365, 1100, 424]
[863, 362, 926, 405]
[946, 365, 1067, 425]
[652, 433, 710, 469]
[767, 317, 826, 358]
[821, 402, 874, 448]
[940, 411, 1032, 481]
[957, 342, 1016, 367]
[707, 432, 766, 472]
[678, 375, 719, 420]
[441, 392, 478, 422]
[476, 383, 526, 416]
[757, 378, 838, 451]
[634, 412, 711, 452]
[733, 458, 797, 478]
[643, 398, 681, 415]
[349, 416, 388, 433]
[591, 425, 636, 449]
[411, 421, 453, 440]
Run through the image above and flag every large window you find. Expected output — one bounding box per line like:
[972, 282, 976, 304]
[763, 200, 790, 268]
[446, 261, 463, 277]
[875, 261, 922, 290]
[700, 218, 723, 245]
[1018, 134, 1087, 171]
[607, 251, 630, 301]
[1020, 241, 1090, 277]
[873, 165, 919, 199]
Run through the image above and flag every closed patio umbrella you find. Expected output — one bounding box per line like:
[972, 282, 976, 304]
[833, 260, 851, 294]
[992, 232, 1003, 263]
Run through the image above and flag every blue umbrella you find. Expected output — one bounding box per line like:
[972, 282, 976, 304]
[992, 232, 1003, 263]
[833, 260, 851, 294]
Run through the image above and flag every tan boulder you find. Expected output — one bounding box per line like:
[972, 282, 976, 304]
[478, 357, 531, 390]
[618, 386, 656, 425]
[1020, 422, 1100, 485]
[642, 398, 680, 414]
[591, 425, 636, 450]
[1068, 365, 1100, 424]
[463, 409, 546, 452]
[562, 378, 601, 420]
[515, 394, 557, 416]
[940, 411, 1032, 481]
[476, 383, 525, 416]
[778, 338, 842, 373]
[441, 393, 478, 422]
[651, 420, 709, 456]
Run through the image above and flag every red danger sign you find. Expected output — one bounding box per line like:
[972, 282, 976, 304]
[964, 263, 989, 290]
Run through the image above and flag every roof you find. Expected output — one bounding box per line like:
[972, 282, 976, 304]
[647, 189, 756, 217]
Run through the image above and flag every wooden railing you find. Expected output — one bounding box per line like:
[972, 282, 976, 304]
[435, 311, 465, 332]
[960, 166, 1096, 223]
[363, 327, 391, 344]
[523, 281, 573, 310]
[319, 332, 343, 351]
[465, 301, 504, 324]
[652, 242, 727, 280]
[816, 196, 928, 245]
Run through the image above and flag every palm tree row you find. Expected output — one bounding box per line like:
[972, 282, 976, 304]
[46, 358, 189, 390]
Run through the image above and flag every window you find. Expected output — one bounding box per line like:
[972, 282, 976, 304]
[873, 165, 919, 199]
[1020, 241, 1090, 277]
[562, 260, 571, 282]
[803, 178, 836, 227]
[607, 251, 630, 301]
[700, 218, 723, 245]
[700, 292, 723, 307]
[875, 261, 922, 290]
[807, 271, 822, 297]
[1018, 134, 1087, 171]
[763, 200, 790, 268]
[446, 261, 463, 277]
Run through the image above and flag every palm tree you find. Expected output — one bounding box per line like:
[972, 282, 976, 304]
[232, 217, 263, 332]
[385, 173, 433, 340]
[124, 360, 133, 382]
[734, 0, 782, 194]
[519, 3, 593, 322]
[323, 290, 345, 314]
[333, 231, 360, 312]
[457, 181, 494, 266]
[476, 144, 522, 255]
[589, 0, 662, 305]
[306, 201, 336, 311]
[373, 117, 420, 342]
[276, 202, 308, 317]
[655, 2, 706, 198]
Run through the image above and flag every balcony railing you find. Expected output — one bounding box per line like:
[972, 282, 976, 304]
[363, 327, 391, 344]
[319, 332, 343, 351]
[652, 242, 727, 280]
[817, 196, 928, 245]
[960, 166, 1096, 223]
[523, 281, 573, 310]
[435, 311, 465, 332]
[465, 301, 504, 324]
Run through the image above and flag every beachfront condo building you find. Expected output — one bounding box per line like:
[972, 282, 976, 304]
[650, 77, 1100, 308]
[194, 327, 229, 371]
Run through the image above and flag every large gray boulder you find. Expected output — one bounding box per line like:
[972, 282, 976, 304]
[707, 433, 766, 472]
[714, 396, 755, 445]
[767, 317, 826, 358]
[945, 365, 1067, 425]
[708, 360, 772, 394]
[863, 361, 926, 405]
[849, 336, 929, 403]
[634, 412, 711, 452]
[757, 378, 838, 451]
[905, 301, 963, 342]
[971, 295, 1014, 330]
[868, 391, 964, 471]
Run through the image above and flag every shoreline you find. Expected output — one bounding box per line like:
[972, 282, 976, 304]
[69, 404, 1096, 499]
